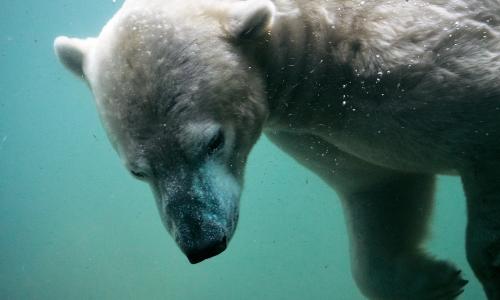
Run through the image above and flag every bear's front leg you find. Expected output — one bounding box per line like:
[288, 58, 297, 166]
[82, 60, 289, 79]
[339, 173, 468, 300]
[462, 165, 500, 300]
[266, 131, 467, 299]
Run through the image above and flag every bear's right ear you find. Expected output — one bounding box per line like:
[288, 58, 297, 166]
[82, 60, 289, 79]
[225, 0, 276, 39]
[54, 36, 95, 79]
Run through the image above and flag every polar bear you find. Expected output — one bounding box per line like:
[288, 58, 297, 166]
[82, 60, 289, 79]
[54, 0, 500, 299]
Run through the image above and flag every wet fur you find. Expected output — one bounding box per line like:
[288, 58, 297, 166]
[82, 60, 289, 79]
[54, 0, 500, 298]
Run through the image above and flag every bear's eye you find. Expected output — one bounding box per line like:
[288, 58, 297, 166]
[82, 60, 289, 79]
[130, 170, 147, 179]
[207, 129, 225, 155]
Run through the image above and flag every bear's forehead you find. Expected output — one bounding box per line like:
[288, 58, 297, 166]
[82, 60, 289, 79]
[92, 10, 240, 103]
[87, 7, 257, 147]
[92, 24, 216, 110]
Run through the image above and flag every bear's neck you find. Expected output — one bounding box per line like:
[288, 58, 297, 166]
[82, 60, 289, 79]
[245, 10, 358, 134]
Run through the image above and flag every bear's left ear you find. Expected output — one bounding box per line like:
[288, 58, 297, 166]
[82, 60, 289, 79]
[225, 0, 276, 39]
[54, 36, 96, 79]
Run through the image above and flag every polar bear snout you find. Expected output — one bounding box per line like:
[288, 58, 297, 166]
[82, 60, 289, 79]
[150, 165, 241, 263]
[166, 194, 237, 263]
[170, 208, 232, 264]
[183, 235, 228, 264]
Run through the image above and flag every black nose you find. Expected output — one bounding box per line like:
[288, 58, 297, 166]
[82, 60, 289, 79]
[186, 236, 227, 264]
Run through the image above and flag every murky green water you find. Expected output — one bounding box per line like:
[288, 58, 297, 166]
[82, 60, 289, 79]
[0, 1, 487, 299]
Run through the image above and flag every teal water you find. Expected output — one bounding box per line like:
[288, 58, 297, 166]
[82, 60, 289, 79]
[0, 1, 487, 299]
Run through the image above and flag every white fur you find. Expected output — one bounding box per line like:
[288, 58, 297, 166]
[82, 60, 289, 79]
[54, 0, 500, 297]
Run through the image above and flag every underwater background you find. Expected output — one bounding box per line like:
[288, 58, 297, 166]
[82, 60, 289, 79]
[0, 0, 488, 299]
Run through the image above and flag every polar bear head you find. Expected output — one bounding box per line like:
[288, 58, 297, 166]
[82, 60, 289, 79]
[54, 0, 275, 263]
